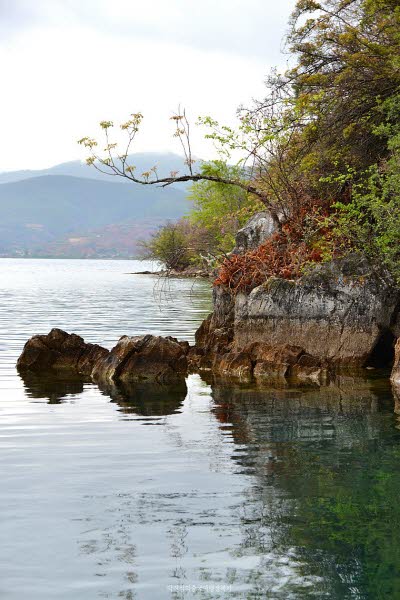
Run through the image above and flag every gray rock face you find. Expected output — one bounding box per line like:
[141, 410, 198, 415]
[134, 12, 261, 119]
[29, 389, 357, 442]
[16, 328, 109, 376]
[234, 211, 276, 254]
[192, 286, 234, 369]
[232, 258, 400, 368]
[196, 257, 400, 381]
[91, 334, 188, 384]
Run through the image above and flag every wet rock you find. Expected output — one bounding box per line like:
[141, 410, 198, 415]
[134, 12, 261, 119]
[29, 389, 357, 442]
[210, 341, 329, 385]
[391, 338, 400, 385]
[290, 364, 329, 385]
[91, 334, 188, 384]
[17, 330, 190, 392]
[296, 353, 322, 368]
[253, 360, 289, 381]
[215, 351, 253, 380]
[252, 343, 304, 366]
[17, 328, 109, 376]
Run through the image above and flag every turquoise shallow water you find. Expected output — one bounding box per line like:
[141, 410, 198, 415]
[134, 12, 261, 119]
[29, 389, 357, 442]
[0, 258, 399, 599]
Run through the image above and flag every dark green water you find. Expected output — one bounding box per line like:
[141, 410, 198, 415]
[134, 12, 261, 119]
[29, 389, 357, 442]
[1, 259, 399, 599]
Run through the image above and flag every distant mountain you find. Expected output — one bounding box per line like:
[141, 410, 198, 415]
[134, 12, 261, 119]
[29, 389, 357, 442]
[0, 162, 192, 258]
[0, 152, 191, 185]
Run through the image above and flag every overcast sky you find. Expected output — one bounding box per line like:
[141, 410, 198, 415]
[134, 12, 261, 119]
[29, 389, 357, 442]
[0, 0, 296, 171]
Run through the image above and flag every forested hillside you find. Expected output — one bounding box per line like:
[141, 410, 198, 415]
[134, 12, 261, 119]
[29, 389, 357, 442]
[0, 154, 189, 257]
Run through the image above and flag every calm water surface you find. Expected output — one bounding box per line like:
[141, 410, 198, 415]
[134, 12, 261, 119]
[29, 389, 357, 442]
[0, 259, 399, 599]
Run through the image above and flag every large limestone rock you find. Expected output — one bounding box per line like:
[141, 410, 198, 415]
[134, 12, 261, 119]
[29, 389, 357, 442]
[233, 211, 277, 254]
[233, 257, 399, 369]
[16, 328, 109, 376]
[91, 334, 188, 384]
[196, 257, 400, 382]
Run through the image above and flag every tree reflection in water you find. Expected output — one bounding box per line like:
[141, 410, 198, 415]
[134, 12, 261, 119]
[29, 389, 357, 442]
[211, 375, 400, 599]
[18, 368, 400, 598]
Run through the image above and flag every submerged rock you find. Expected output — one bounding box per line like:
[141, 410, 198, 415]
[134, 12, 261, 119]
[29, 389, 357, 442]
[92, 334, 188, 384]
[16, 328, 109, 376]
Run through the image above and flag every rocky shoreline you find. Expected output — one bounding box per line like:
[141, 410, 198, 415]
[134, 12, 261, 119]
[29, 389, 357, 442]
[131, 269, 213, 279]
[16, 213, 400, 395]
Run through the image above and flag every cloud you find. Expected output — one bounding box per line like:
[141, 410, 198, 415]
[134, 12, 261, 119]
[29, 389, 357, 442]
[1, 0, 294, 59]
[0, 0, 296, 170]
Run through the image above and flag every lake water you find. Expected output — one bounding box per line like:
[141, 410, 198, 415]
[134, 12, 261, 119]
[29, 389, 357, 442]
[1, 258, 399, 599]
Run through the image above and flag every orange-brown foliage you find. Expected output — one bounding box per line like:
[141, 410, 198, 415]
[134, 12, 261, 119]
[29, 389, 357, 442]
[215, 199, 333, 294]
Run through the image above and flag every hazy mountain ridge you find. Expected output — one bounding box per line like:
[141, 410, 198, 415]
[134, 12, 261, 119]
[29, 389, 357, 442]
[0, 152, 191, 185]
[0, 154, 192, 258]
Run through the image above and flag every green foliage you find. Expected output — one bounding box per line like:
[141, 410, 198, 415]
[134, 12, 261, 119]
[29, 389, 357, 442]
[142, 161, 265, 271]
[188, 161, 264, 254]
[140, 221, 191, 271]
[287, 0, 400, 173]
[324, 94, 400, 282]
[140, 218, 218, 271]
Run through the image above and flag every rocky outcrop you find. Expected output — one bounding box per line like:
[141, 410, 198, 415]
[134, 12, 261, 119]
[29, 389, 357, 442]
[17, 328, 109, 376]
[92, 334, 188, 384]
[17, 330, 190, 388]
[195, 257, 400, 383]
[233, 260, 399, 369]
[233, 211, 277, 254]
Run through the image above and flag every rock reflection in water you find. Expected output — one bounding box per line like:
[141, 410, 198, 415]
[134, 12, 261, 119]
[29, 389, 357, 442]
[19, 369, 87, 403]
[97, 379, 187, 417]
[210, 376, 400, 599]
[19, 368, 187, 417]
[15, 362, 400, 598]
[211, 375, 393, 447]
